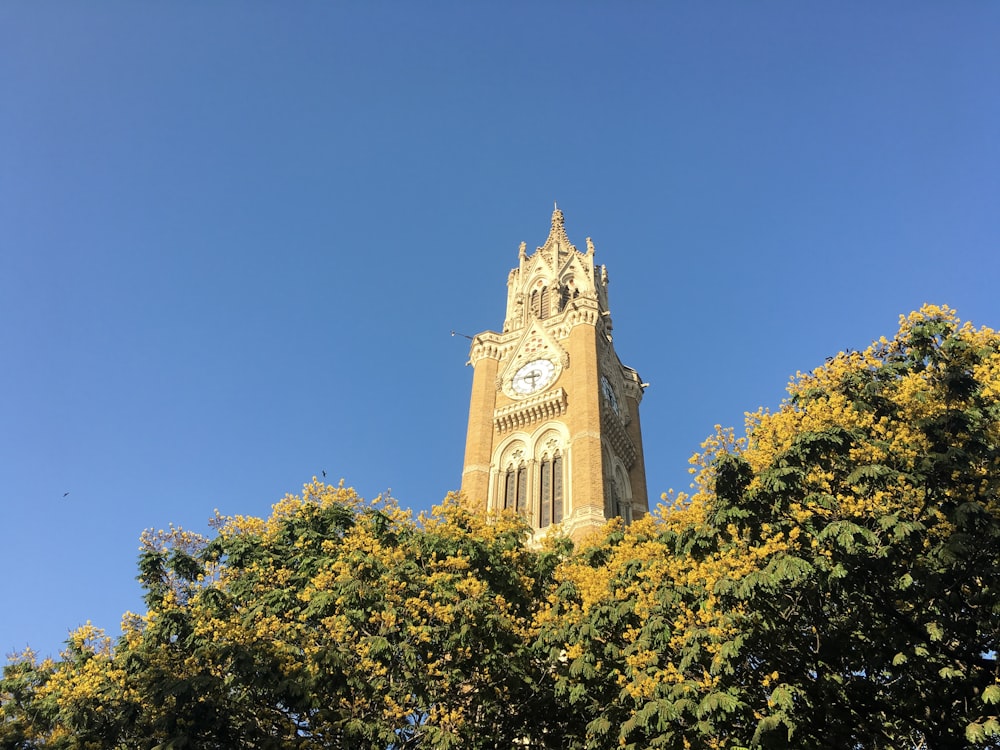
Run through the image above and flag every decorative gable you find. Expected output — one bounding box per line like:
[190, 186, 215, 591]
[498, 321, 570, 397]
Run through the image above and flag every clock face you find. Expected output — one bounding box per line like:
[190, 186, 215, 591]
[511, 359, 556, 395]
[601, 375, 620, 415]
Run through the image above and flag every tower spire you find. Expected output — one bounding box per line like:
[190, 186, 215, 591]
[543, 202, 569, 252]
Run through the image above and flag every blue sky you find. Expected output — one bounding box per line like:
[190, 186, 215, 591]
[2, 3, 998, 659]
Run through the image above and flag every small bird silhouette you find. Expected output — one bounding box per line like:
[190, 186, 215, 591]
[63, 492, 70, 498]
[322, 470, 327, 478]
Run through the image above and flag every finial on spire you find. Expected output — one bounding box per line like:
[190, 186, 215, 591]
[551, 203, 564, 230]
[539, 202, 569, 253]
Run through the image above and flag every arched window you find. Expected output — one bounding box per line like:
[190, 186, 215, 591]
[531, 286, 550, 319]
[503, 463, 528, 516]
[602, 448, 614, 518]
[558, 280, 579, 312]
[516, 463, 528, 515]
[538, 452, 564, 528]
[607, 476, 621, 520]
[614, 466, 632, 523]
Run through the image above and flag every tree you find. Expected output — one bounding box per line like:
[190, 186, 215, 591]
[5, 305, 1000, 749]
[2, 486, 566, 749]
[541, 304, 1000, 749]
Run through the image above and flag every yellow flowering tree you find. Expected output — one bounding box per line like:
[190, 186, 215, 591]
[1, 485, 567, 749]
[5, 305, 999, 749]
[704, 305, 1000, 748]
[539, 305, 1000, 749]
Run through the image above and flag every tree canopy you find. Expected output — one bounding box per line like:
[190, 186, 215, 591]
[4, 304, 1000, 749]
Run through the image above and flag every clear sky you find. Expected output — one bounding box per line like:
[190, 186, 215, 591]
[2, 2, 998, 659]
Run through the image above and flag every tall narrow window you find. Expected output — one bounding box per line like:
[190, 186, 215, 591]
[552, 454, 563, 524]
[538, 452, 564, 528]
[503, 464, 528, 514]
[515, 464, 528, 516]
[531, 286, 549, 319]
[503, 468, 516, 511]
[613, 468, 632, 524]
[539, 457, 552, 528]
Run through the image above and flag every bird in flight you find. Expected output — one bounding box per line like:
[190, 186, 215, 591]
[63, 492, 70, 498]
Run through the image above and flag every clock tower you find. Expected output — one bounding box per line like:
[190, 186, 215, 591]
[460, 206, 648, 541]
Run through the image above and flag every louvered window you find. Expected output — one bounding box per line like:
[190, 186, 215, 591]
[539, 453, 564, 528]
[503, 464, 528, 516]
[504, 468, 516, 510]
[531, 286, 550, 319]
[516, 465, 528, 515]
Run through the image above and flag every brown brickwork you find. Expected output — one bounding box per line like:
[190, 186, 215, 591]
[460, 207, 648, 543]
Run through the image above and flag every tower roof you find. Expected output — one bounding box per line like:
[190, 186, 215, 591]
[536, 203, 575, 261]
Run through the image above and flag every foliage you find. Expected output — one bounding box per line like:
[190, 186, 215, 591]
[4, 305, 999, 749]
[541, 304, 1000, 749]
[2, 487, 564, 749]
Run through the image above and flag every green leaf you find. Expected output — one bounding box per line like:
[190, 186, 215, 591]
[817, 520, 875, 552]
[760, 466, 803, 493]
[587, 716, 612, 736]
[769, 684, 794, 710]
[845, 463, 894, 487]
[966, 721, 985, 743]
[983, 685, 1000, 705]
[695, 691, 738, 717]
[926, 621, 944, 641]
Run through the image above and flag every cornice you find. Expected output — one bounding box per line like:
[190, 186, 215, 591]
[493, 387, 568, 434]
[621, 365, 646, 404]
[468, 331, 509, 365]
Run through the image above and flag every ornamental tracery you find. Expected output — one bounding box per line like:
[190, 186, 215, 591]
[490, 424, 569, 530]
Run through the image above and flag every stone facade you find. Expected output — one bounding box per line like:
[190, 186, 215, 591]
[460, 207, 648, 542]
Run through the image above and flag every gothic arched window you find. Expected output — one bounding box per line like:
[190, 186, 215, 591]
[613, 466, 632, 523]
[558, 280, 579, 312]
[538, 452, 564, 528]
[531, 286, 550, 319]
[503, 463, 528, 516]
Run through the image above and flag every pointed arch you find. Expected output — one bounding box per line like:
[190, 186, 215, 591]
[614, 464, 632, 523]
[493, 437, 529, 515]
[533, 424, 568, 529]
[602, 446, 634, 525]
[490, 424, 569, 531]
